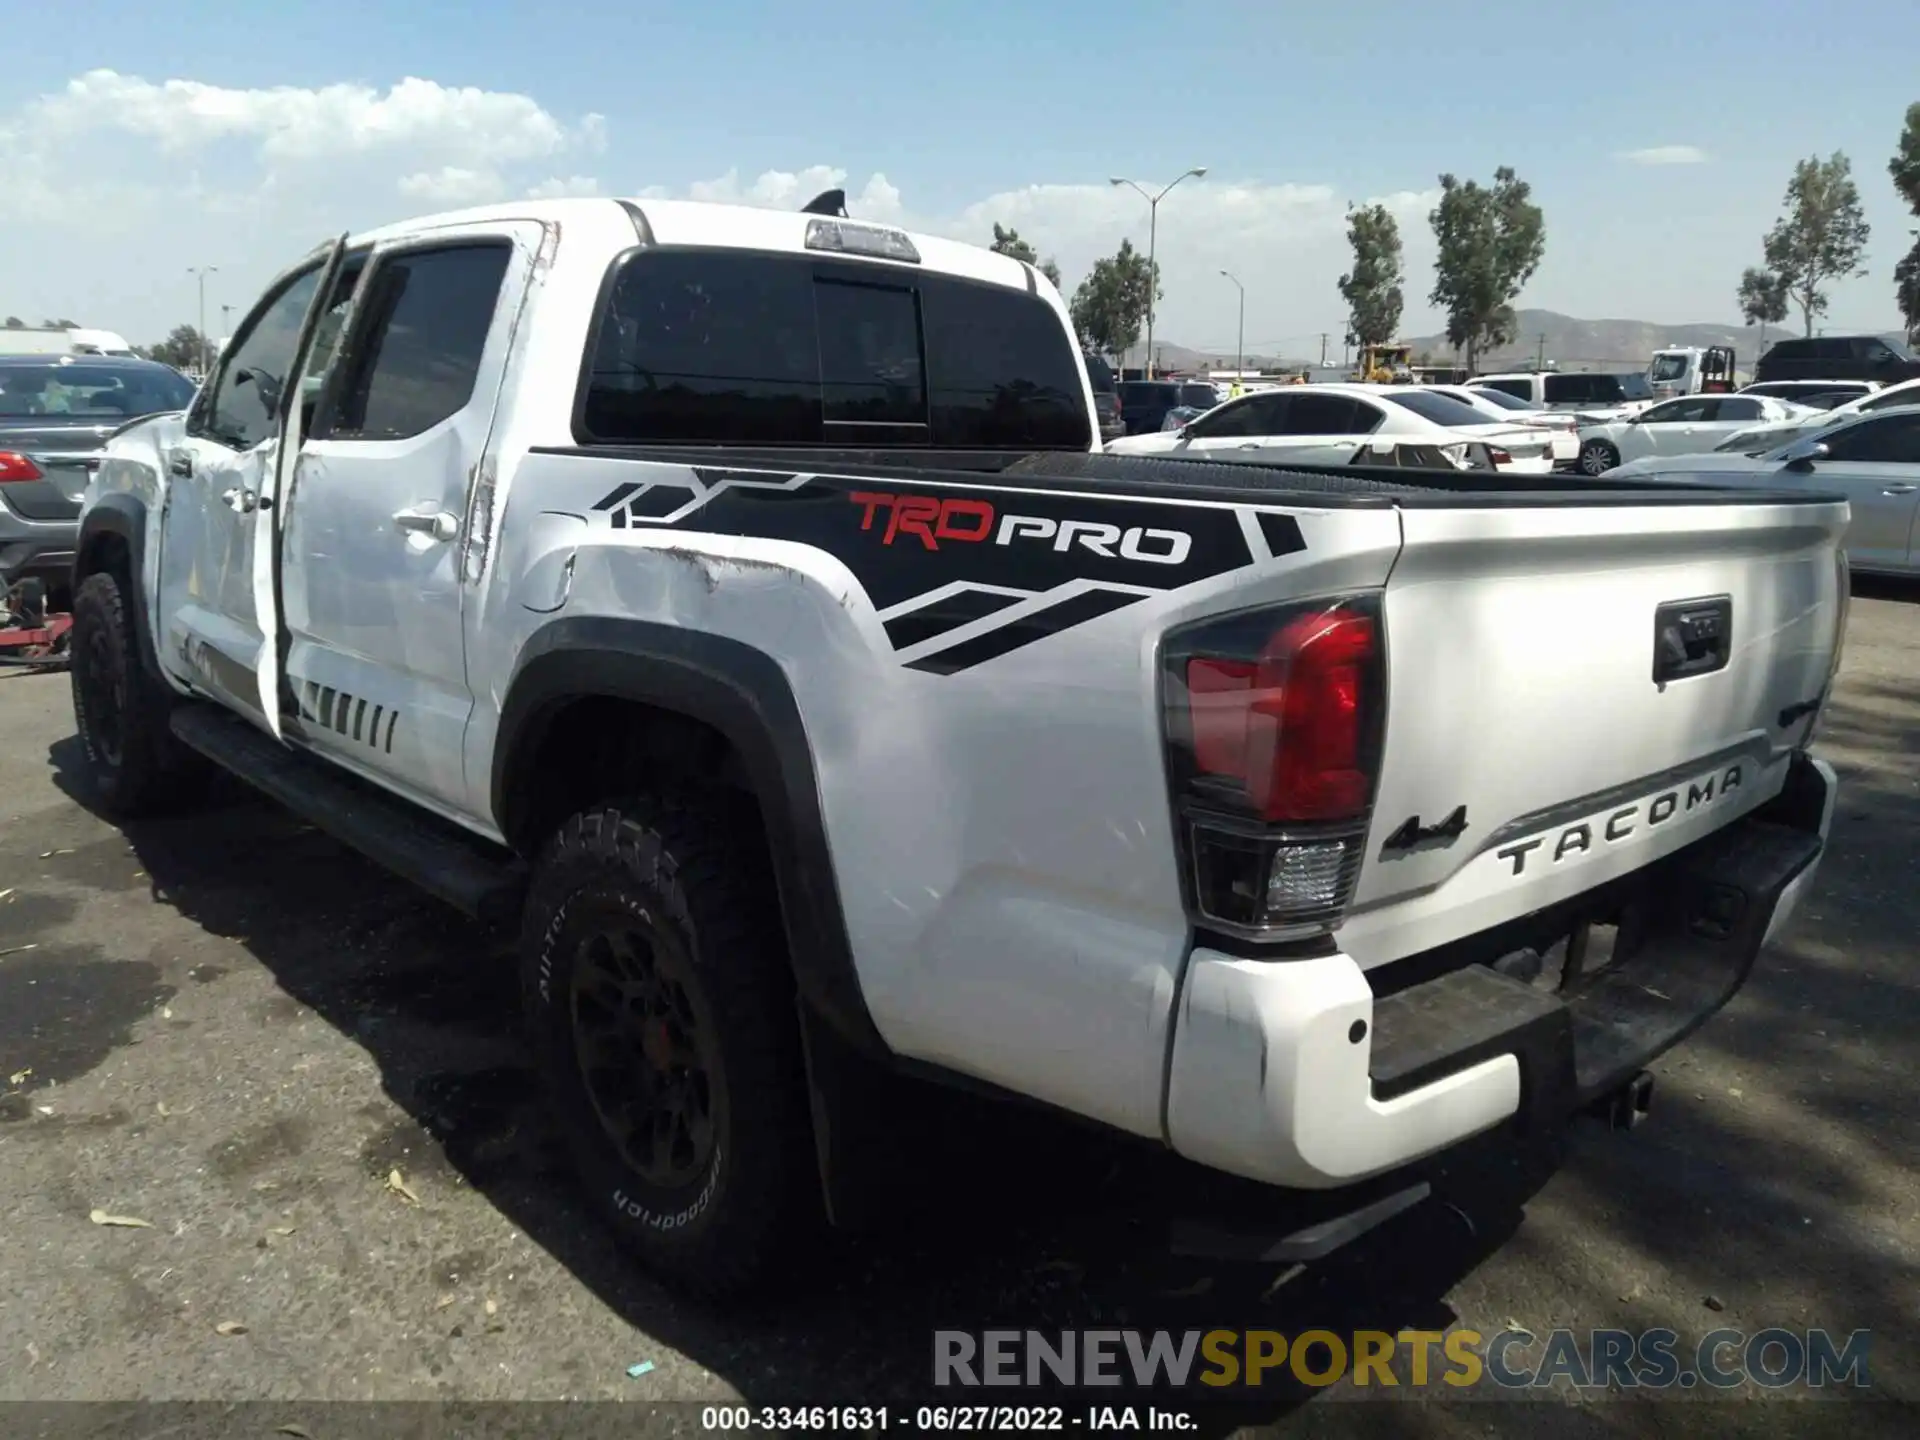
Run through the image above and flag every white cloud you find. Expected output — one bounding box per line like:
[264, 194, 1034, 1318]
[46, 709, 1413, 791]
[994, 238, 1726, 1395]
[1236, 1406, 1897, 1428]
[25, 70, 599, 165]
[398, 167, 507, 205]
[525, 175, 603, 200]
[1617, 145, 1708, 166]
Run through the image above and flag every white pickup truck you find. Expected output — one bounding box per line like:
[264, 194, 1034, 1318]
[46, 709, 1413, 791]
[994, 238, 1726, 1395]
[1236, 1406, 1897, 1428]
[71, 196, 1845, 1299]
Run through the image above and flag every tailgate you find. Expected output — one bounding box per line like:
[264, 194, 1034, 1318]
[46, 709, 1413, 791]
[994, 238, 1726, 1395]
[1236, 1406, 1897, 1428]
[1336, 494, 1846, 965]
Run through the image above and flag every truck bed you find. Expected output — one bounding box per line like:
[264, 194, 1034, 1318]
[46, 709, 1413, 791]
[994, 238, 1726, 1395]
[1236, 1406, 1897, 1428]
[536, 442, 1848, 510]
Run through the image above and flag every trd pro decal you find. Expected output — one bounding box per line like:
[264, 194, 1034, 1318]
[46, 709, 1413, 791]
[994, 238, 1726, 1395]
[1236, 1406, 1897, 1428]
[587, 467, 1304, 673]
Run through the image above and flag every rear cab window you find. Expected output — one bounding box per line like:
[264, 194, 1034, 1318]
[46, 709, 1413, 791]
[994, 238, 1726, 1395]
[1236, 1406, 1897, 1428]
[577, 248, 1090, 450]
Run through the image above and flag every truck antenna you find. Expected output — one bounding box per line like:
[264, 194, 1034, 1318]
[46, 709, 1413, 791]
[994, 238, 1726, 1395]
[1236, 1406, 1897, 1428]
[801, 188, 849, 217]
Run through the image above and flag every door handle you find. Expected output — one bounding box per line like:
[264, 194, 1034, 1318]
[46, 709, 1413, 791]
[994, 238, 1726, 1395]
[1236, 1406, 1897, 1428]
[221, 487, 258, 513]
[393, 508, 460, 542]
[169, 451, 193, 478]
[1237, 442, 1262, 450]
[1883, 483, 1917, 495]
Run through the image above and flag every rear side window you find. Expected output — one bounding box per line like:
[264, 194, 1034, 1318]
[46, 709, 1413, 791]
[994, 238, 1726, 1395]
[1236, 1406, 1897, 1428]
[1083, 354, 1117, 394]
[1542, 374, 1590, 404]
[1822, 412, 1920, 462]
[579, 248, 1088, 449]
[1285, 393, 1374, 434]
[1480, 377, 1532, 401]
[324, 243, 510, 441]
[1765, 340, 1812, 361]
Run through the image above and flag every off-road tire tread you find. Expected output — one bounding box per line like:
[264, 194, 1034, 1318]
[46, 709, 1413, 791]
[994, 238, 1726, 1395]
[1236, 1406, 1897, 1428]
[69, 571, 204, 816]
[521, 795, 819, 1300]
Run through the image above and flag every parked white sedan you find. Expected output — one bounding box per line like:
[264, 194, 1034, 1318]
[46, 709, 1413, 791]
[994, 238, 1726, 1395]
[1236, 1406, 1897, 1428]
[1609, 407, 1920, 575]
[1107, 383, 1558, 474]
[1714, 375, 1920, 456]
[1422, 384, 1580, 466]
[1573, 393, 1814, 475]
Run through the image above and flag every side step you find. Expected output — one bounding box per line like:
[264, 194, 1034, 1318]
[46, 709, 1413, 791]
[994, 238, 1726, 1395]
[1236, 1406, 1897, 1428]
[170, 704, 527, 926]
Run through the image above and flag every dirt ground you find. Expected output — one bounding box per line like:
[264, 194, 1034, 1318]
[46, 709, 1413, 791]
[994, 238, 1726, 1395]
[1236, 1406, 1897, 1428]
[0, 582, 1913, 1437]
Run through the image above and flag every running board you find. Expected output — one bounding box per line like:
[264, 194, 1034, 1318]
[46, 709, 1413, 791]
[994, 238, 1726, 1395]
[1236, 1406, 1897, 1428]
[169, 704, 526, 926]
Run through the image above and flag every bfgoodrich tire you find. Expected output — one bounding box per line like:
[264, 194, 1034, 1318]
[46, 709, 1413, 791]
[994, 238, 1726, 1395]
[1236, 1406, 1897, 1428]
[68, 570, 205, 817]
[521, 798, 819, 1299]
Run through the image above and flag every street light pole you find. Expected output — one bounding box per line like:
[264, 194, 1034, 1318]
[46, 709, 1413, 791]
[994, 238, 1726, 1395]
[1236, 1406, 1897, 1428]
[1219, 270, 1244, 381]
[1110, 167, 1208, 379]
[187, 266, 218, 375]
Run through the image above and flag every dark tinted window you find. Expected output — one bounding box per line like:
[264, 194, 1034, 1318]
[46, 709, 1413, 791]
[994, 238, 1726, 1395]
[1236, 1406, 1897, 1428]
[1718, 397, 1762, 421]
[583, 250, 820, 444]
[1179, 383, 1219, 408]
[1083, 354, 1117, 394]
[1812, 339, 1852, 361]
[1480, 377, 1533, 401]
[1822, 412, 1920, 463]
[326, 244, 509, 441]
[1466, 386, 1531, 411]
[1285, 393, 1375, 434]
[199, 266, 323, 449]
[1189, 394, 1277, 437]
[580, 248, 1087, 449]
[814, 280, 926, 433]
[1382, 390, 1487, 428]
[1646, 397, 1716, 423]
[1763, 340, 1812, 361]
[921, 278, 1086, 447]
[1118, 382, 1181, 408]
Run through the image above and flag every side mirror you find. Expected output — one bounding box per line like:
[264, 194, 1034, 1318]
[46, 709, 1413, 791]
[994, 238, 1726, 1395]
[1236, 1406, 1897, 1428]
[1781, 439, 1830, 471]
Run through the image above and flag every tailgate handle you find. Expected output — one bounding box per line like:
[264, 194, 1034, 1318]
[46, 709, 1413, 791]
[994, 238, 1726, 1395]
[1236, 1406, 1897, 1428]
[1652, 596, 1732, 685]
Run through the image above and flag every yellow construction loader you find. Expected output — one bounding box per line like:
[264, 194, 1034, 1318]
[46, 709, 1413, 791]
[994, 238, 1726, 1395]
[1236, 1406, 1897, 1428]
[1354, 343, 1414, 384]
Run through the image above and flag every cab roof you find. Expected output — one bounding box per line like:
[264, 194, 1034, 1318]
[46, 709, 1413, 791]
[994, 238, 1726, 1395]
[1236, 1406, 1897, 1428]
[346, 195, 1036, 294]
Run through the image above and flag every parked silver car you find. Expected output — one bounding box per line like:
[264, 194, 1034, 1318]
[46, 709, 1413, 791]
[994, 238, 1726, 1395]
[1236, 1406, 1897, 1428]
[0, 356, 197, 604]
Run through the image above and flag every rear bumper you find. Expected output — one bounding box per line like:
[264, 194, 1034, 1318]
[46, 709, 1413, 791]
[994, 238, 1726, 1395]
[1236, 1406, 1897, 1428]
[0, 505, 80, 589]
[1164, 752, 1836, 1190]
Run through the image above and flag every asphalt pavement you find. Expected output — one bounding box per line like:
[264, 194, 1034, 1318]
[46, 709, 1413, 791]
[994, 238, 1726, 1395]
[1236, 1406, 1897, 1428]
[0, 583, 1913, 1436]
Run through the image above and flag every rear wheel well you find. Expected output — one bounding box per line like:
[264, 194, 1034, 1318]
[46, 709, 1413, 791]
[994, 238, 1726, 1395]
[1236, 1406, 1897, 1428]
[77, 530, 132, 586]
[502, 695, 760, 859]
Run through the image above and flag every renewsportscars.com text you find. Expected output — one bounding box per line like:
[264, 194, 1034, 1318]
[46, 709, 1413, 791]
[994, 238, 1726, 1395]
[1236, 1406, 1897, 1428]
[933, 1327, 1872, 1393]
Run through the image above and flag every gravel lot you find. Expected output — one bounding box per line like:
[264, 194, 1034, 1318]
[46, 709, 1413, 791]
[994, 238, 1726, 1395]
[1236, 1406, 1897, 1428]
[0, 582, 1913, 1435]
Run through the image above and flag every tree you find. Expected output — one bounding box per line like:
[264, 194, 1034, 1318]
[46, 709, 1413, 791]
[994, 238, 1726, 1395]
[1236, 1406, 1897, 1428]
[3, 317, 22, 329]
[1068, 239, 1159, 361]
[1427, 167, 1546, 372]
[148, 325, 207, 370]
[989, 222, 1063, 292]
[1737, 267, 1790, 342]
[1337, 203, 1405, 348]
[1760, 152, 1870, 338]
[1890, 103, 1920, 341]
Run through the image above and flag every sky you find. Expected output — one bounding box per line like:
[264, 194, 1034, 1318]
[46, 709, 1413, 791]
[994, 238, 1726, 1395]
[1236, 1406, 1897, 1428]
[6, 0, 1920, 357]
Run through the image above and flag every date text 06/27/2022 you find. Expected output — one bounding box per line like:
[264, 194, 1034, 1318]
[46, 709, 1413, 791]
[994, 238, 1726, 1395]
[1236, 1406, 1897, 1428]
[699, 1405, 1195, 1432]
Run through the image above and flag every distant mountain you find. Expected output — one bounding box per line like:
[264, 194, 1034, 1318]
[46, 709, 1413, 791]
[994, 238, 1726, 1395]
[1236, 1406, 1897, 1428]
[1122, 308, 1868, 377]
[1396, 309, 1760, 370]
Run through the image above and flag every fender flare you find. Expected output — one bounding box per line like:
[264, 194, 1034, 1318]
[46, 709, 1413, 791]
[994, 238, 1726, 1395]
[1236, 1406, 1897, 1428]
[74, 495, 167, 686]
[493, 615, 887, 1057]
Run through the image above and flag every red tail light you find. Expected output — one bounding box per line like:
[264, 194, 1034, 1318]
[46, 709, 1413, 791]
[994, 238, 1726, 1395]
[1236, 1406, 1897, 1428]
[0, 452, 44, 483]
[1163, 597, 1386, 940]
[1487, 447, 1513, 467]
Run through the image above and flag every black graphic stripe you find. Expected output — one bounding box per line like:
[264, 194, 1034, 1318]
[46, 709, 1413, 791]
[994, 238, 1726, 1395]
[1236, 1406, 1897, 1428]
[907, 589, 1145, 675]
[294, 679, 400, 755]
[883, 588, 1027, 650]
[1258, 511, 1307, 558]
